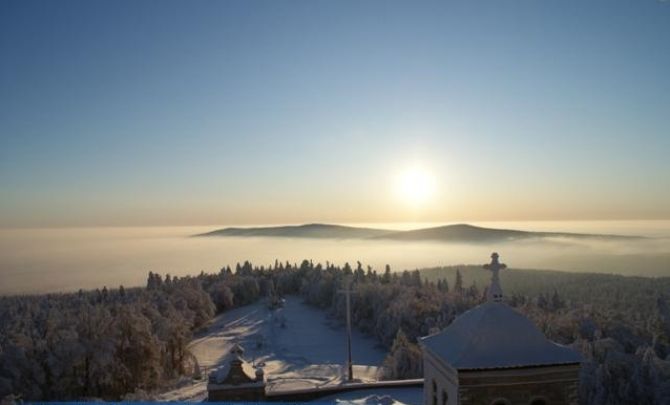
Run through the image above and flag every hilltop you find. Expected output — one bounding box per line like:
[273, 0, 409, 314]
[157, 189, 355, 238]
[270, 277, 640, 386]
[196, 223, 392, 239]
[196, 223, 641, 243]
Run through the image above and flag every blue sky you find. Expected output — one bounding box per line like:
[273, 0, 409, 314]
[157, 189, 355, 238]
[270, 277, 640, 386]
[1, 0, 669, 227]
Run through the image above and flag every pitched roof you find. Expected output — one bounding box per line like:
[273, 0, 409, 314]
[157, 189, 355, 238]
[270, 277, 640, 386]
[420, 302, 582, 370]
[208, 352, 258, 385]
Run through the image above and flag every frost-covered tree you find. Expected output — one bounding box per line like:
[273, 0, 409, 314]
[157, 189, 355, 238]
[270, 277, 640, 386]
[380, 329, 422, 379]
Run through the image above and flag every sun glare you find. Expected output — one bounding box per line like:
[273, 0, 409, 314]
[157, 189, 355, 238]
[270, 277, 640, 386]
[394, 167, 437, 206]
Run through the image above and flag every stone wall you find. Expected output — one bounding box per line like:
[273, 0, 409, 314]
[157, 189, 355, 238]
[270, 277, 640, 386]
[457, 364, 580, 405]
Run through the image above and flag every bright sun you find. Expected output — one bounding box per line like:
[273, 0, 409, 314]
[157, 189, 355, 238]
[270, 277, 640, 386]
[393, 166, 437, 206]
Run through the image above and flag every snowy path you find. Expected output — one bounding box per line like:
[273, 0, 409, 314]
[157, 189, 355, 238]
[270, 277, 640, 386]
[158, 296, 387, 401]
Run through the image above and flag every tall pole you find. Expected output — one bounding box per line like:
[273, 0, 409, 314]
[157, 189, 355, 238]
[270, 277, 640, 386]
[345, 278, 353, 382]
[338, 275, 354, 382]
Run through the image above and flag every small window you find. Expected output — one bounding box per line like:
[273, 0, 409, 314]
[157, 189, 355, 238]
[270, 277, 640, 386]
[441, 389, 448, 405]
[432, 380, 438, 405]
[491, 399, 511, 405]
[530, 398, 548, 405]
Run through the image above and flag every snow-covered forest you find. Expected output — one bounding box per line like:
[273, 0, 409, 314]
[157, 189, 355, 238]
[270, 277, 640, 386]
[1, 260, 669, 404]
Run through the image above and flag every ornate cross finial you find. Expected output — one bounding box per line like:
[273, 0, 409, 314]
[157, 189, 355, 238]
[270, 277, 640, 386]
[483, 252, 507, 302]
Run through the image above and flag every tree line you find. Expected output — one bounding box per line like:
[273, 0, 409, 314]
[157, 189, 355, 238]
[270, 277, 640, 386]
[1, 260, 669, 404]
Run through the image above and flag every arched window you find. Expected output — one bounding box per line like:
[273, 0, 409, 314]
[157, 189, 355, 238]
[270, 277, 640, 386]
[441, 389, 448, 405]
[432, 380, 437, 405]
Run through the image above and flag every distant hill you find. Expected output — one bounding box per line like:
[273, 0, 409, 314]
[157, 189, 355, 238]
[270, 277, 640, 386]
[196, 223, 393, 239]
[375, 223, 640, 242]
[196, 223, 642, 243]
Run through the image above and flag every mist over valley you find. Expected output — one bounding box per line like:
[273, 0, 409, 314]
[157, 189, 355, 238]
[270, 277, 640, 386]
[2, 221, 668, 295]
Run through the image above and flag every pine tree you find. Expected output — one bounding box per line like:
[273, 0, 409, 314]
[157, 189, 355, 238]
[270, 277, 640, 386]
[382, 265, 392, 284]
[381, 329, 422, 379]
[411, 270, 422, 287]
[439, 278, 449, 292]
[551, 289, 563, 310]
[455, 269, 463, 294]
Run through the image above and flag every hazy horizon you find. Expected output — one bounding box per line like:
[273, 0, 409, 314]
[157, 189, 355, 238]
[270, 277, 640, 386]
[2, 220, 669, 295]
[4, 219, 670, 235]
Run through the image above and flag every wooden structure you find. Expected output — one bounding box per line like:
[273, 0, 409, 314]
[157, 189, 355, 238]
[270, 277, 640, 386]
[207, 343, 266, 401]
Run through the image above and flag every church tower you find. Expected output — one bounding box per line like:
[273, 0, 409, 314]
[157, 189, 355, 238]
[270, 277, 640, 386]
[420, 253, 581, 405]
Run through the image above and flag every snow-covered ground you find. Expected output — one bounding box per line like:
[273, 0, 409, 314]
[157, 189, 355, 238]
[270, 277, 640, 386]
[159, 296, 387, 401]
[316, 387, 423, 405]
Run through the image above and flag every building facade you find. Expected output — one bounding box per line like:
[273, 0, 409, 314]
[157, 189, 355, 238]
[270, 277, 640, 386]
[420, 253, 581, 405]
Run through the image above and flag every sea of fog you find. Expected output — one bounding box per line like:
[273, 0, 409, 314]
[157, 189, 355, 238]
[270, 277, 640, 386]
[1, 221, 669, 295]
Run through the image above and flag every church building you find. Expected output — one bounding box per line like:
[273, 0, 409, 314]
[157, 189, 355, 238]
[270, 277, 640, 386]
[420, 253, 582, 405]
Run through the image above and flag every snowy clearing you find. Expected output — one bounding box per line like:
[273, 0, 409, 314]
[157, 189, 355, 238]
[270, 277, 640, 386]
[159, 296, 387, 401]
[315, 386, 423, 405]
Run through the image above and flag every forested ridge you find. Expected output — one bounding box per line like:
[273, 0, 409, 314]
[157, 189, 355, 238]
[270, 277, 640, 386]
[1, 261, 669, 404]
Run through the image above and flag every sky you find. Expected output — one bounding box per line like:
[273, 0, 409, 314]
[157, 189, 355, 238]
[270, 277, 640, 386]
[1, 0, 669, 227]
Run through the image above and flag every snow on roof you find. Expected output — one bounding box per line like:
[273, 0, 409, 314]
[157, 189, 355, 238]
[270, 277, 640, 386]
[208, 352, 257, 384]
[420, 301, 582, 370]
